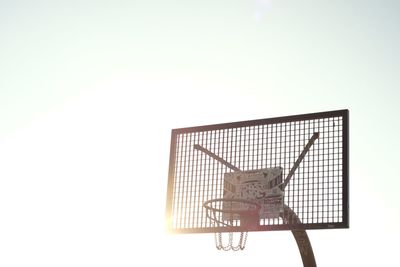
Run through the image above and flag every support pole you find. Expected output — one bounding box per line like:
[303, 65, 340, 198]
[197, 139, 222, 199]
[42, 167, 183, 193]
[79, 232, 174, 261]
[291, 229, 316, 267]
[283, 205, 317, 267]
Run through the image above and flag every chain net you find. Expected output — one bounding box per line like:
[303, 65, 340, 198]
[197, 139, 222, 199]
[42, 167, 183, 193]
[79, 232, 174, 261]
[203, 198, 260, 251]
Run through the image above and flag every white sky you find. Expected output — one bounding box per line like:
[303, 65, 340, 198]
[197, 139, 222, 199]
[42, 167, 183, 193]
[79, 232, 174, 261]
[1, 0, 399, 266]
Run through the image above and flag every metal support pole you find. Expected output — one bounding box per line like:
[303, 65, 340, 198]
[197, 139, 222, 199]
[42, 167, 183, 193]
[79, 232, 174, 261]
[283, 205, 316, 267]
[291, 229, 316, 267]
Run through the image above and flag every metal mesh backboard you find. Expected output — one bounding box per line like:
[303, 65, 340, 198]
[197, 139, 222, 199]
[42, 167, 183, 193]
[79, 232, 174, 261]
[166, 110, 349, 233]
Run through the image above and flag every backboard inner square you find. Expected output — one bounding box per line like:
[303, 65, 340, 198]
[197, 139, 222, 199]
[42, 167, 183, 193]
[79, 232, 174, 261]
[223, 168, 284, 219]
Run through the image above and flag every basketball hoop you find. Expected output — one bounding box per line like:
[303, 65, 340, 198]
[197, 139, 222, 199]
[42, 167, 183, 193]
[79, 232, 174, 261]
[203, 198, 261, 251]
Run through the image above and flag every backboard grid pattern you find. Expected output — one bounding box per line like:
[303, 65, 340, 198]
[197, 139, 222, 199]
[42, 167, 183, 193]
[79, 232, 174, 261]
[166, 110, 349, 233]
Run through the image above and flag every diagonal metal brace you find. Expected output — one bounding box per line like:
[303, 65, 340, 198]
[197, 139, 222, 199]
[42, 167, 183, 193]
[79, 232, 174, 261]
[193, 144, 240, 172]
[281, 132, 319, 190]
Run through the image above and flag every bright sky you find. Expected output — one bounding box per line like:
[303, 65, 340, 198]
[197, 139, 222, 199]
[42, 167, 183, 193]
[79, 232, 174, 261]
[1, 0, 399, 266]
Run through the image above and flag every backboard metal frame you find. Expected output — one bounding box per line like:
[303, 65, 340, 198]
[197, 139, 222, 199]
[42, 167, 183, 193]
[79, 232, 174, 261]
[166, 110, 349, 234]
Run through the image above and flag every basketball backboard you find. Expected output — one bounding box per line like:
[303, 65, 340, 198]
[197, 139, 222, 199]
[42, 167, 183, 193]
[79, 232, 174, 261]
[165, 110, 349, 234]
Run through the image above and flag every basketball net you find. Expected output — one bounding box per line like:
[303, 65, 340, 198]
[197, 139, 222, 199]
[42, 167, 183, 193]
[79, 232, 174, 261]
[203, 198, 260, 251]
[214, 231, 248, 251]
